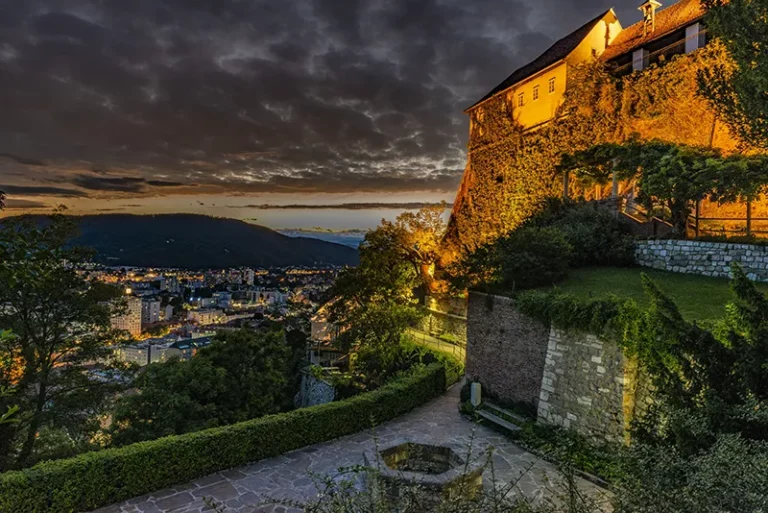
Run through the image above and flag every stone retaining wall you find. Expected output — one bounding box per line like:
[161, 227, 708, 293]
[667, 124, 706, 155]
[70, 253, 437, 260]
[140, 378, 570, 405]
[537, 329, 646, 444]
[635, 239, 768, 282]
[466, 293, 549, 411]
[467, 292, 652, 443]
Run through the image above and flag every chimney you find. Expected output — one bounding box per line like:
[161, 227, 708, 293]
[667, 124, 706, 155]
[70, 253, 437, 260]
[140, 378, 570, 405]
[639, 0, 662, 36]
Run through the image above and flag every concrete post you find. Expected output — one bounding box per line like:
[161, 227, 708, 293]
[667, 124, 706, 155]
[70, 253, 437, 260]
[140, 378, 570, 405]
[470, 382, 482, 407]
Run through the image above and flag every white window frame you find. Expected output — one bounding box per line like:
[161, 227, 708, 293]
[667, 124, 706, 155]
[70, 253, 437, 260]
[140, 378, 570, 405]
[548, 77, 556, 94]
[518, 93, 524, 107]
[533, 85, 540, 101]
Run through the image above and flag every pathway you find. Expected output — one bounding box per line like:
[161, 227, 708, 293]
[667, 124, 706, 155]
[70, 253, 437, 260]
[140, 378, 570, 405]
[94, 384, 606, 513]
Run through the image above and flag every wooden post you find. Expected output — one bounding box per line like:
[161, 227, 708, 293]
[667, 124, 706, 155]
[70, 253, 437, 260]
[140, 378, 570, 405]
[611, 170, 619, 198]
[563, 171, 569, 199]
[695, 200, 700, 239]
[747, 200, 752, 237]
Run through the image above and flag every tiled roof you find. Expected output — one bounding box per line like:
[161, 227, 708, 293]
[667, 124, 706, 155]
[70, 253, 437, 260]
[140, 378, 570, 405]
[600, 0, 705, 62]
[466, 10, 613, 111]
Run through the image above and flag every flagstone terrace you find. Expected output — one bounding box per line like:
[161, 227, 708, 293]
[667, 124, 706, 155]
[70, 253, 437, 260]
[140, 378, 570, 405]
[94, 384, 605, 513]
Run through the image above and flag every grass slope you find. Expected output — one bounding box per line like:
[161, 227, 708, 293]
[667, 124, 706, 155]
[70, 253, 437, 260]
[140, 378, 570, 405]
[537, 267, 768, 322]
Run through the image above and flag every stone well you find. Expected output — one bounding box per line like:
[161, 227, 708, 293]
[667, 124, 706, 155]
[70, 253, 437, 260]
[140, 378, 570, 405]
[363, 441, 484, 504]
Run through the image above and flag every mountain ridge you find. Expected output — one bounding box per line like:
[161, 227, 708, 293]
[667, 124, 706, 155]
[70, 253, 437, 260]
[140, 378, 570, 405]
[2, 214, 359, 269]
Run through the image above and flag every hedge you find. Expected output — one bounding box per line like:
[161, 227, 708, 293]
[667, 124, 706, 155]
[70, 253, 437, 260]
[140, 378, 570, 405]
[0, 360, 459, 513]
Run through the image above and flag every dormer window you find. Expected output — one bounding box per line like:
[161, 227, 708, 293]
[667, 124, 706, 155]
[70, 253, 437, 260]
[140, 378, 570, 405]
[548, 77, 556, 94]
[533, 85, 540, 101]
[518, 93, 524, 107]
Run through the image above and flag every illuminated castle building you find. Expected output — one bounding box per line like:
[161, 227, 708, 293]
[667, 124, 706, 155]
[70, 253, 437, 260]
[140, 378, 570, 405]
[449, 0, 757, 250]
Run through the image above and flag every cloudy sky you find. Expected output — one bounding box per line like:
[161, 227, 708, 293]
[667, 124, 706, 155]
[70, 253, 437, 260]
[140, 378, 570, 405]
[0, 0, 642, 224]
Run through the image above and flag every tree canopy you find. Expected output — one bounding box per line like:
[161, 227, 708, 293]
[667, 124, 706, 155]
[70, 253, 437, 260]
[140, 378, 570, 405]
[559, 139, 768, 236]
[699, 0, 768, 149]
[110, 327, 294, 446]
[0, 215, 125, 470]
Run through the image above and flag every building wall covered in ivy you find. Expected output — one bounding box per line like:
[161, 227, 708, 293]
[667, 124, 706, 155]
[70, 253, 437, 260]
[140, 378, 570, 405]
[445, 43, 744, 258]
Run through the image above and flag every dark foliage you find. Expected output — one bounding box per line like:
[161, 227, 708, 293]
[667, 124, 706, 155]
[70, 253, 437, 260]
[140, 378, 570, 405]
[0, 215, 126, 471]
[110, 328, 294, 446]
[523, 199, 635, 268]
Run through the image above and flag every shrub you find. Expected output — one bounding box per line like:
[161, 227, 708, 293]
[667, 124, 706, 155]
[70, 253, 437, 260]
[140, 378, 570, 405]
[0, 362, 453, 513]
[524, 199, 635, 268]
[453, 226, 571, 292]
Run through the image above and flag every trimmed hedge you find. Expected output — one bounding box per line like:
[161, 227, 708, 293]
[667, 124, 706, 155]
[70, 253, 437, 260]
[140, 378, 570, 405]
[0, 361, 457, 513]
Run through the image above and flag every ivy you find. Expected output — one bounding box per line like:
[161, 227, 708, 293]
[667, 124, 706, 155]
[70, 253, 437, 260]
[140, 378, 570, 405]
[446, 43, 742, 258]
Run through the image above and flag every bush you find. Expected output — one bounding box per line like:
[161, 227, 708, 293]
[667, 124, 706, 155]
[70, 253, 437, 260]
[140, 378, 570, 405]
[0, 362, 452, 513]
[454, 226, 571, 292]
[524, 199, 635, 268]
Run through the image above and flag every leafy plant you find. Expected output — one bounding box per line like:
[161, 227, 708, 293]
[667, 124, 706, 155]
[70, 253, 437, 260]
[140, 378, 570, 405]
[110, 328, 293, 446]
[559, 140, 768, 236]
[699, 0, 768, 149]
[452, 226, 571, 292]
[0, 214, 127, 470]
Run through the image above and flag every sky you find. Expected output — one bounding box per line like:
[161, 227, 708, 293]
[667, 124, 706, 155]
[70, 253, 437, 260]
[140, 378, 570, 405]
[0, 0, 643, 229]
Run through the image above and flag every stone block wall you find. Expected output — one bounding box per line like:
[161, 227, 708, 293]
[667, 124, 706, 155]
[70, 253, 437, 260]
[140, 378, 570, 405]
[466, 292, 550, 409]
[635, 239, 768, 282]
[466, 294, 653, 443]
[537, 329, 635, 444]
[296, 372, 335, 408]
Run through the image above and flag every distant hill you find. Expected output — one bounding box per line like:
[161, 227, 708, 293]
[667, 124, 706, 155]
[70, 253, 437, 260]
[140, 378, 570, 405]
[4, 214, 359, 269]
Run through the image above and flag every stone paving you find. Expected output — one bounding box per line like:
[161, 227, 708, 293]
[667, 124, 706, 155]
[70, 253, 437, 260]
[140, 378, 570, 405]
[94, 384, 608, 513]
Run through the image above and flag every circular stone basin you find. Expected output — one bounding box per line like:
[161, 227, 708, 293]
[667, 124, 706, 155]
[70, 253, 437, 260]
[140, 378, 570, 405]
[363, 441, 484, 504]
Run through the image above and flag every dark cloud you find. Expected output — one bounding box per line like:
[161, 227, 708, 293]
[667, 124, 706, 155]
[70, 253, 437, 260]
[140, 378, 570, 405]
[3, 199, 49, 209]
[0, 153, 46, 166]
[0, 0, 640, 197]
[70, 174, 194, 192]
[2, 185, 88, 197]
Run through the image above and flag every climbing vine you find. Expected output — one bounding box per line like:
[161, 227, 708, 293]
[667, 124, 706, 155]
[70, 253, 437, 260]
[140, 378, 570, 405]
[444, 42, 742, 261]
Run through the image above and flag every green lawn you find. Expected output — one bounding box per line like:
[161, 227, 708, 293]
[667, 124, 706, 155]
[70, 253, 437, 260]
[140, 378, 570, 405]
[536, 267, 768, 322]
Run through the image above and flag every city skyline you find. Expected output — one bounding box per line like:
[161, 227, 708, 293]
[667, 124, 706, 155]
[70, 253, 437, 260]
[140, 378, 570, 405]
[1, 0, 642, 220]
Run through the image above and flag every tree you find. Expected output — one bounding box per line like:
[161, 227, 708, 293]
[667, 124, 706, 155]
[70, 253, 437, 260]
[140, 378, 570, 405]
[0, 331, 20, 426]
[560, 140, 768, 236]
[614, 269, 768, 511]
[0, 190, 6, 210]
[329, 225, 423, 354]
[375, 204, 447, 295]
[0, 215, 123, 470]
[699, 0, 768, 149]
[110, 328, 293, 446]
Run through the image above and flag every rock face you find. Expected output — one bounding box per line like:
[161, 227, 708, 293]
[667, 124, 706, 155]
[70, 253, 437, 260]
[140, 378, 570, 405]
[635, 239, 768, 282]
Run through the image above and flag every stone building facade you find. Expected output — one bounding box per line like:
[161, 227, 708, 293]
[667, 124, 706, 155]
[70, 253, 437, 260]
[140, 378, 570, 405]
[446, 0, 748, 256]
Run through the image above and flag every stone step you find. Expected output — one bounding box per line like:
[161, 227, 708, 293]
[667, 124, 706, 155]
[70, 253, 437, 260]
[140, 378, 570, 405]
[476, 409, 521, 433]
[482, 402, 528, 425]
